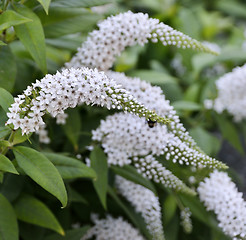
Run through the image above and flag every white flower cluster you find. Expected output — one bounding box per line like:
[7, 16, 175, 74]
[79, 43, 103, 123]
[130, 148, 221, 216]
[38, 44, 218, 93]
[36, 124, 50, 144]
[180, 208, 193, 234]
[65, 11, 218, 71]
[106, 71, 198, 152]
[92, 112, 226, 169]
[115, 176, 165, 240]
[197, 170, 246, 239]
[81, 215, 145, 240]
[6, 68, 168, 135]
[208, 64, 246, 122]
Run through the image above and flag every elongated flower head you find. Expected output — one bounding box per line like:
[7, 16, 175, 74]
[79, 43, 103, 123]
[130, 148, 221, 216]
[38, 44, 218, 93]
[81, 215, 145, 240]
[115, 176, 165, 240]
[198, 170, 246, 239]
[6, 68, 168, 135]
[92, 112, 226, 169]
[65, 11, 218, 71]
[207, 64, 246, 122]
[180, 208, 193, 234]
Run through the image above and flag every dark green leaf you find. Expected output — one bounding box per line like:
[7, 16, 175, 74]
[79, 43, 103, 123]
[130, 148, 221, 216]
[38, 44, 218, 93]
[0, 10, 32, 31]
[13, 4, 47, 73]
[0, 87, 14, 113]
[0, 174, 24, 202]
[0, 193, 19, 240]
[14, 194, 64, 235]
[190, 127, 221, 156]
[172, 100, 202, 111]
[111, 165, 156, 194]
[36, 0, 51, 14]
[0, 126, 11, 139]
[13, 146, 67, 207]
[44, 226, 90, 240]
[36, 8, 101, 38]
[0, 155, 18, 175]
[129, 70, 177, 85]
[0, 46, 17, 92]
[215, 114, 244, 155]
[163, 195, 177, 225]
[90, 146, 108, 209]
[62, 108, 81, 149]
[67, 187, 88, 204]
[43, 152, 96, 180]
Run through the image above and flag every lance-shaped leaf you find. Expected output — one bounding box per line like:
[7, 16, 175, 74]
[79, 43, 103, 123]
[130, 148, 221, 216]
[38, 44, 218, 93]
[0, 88, 14, 113]
[43, 152, 96, 180]
[0, 46, 17, 92]
[90, 146, 108, 209]
[13, 146, 67, 207]
[0, 10, 32, 31]
[0, 155, 18, 175]
[14, 194, 64, 235]
[0, 193, 19, 240]
[13, 4, 47, 73]
[36, 0, 51, 15]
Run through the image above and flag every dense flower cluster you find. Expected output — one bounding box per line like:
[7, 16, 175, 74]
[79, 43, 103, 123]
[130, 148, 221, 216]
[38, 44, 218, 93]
[115, 176, 165, 240]
[92, 112, 226, 169]
[197, 170, 246, 239]
[132, 155, 195, 195]
[206, 64, 246, 122]
[65, 11, 218, 71]
[180, 208, 193, 234]
[6, 68, 168, 135]
[106, 71, 199, 151]
[81, 215, 145, 240]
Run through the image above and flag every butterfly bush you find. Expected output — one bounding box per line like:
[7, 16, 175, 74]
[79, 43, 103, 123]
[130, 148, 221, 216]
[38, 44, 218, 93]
[205, 64, 246, 122]
[198, 170, 246, 239]
[81, 215, 145, 240]
[115, 176, 165, 240]
[6, 68, 169, 135]
[65, 11, 218, 71]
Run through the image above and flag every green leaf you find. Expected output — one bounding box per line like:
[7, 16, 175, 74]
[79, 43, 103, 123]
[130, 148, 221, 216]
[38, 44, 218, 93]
[50, 0, 112, 8]
[0, 88, 14, 113]
[36, 8, 101, 38]
[43, 152, 96, 180]
[0, 193, 19, 240]
[0, 10, 32, 31]
[90, 146, 108, 209]
[0, 46, 17, 92]
[0, 126, 11, 139]
[216, 0, 246, 18]
[44, 226, 90, 240]
[129, 70, 177, 85]
[13, 146, 67, 207]
[190, 127, 221, 156]
[0, 174, 24, 202]
[163, 195, 177, 225]
[12, 129, 32, 145]
[67, 187, 88, 204]
[36, 0, 51, 15]
[111, 165, 156, 194]
[0, 40, 6, 46]
[172, 100, 202, 111]
[14, 194, 64, 235]
[215, 114, 244, 155]
[13, 4, 47, 73]
[62, 108, 81, 150]
[0, 155, 18, 175]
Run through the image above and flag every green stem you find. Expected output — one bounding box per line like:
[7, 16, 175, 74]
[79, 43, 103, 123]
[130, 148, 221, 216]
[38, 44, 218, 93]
[1, 130, 16, 155]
